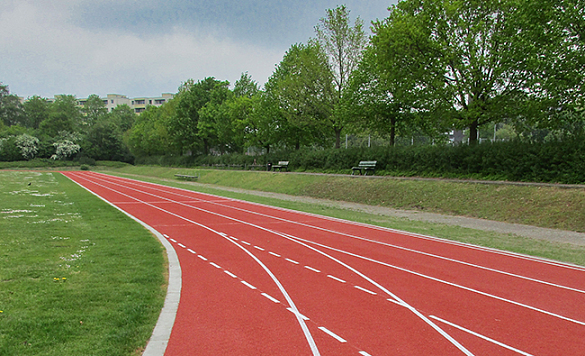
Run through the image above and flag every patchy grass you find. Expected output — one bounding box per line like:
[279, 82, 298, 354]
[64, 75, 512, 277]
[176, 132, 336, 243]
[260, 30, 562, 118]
[98, 167, 585, 267]
[0, 171, 166, 356]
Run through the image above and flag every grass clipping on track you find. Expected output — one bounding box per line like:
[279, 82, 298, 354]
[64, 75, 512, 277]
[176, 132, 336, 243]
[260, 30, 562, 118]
[99, 166, 585, 267]
[0, 171, 166, 356]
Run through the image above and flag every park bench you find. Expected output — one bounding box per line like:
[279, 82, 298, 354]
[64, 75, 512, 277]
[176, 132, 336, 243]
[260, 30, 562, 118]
[175, 173, 199, 181]
[272, 161, 289, 172]
[351, 161, 377, 176]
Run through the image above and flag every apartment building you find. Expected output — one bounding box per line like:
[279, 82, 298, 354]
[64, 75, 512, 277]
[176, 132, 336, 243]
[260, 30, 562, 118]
[76, 93, 175, 114]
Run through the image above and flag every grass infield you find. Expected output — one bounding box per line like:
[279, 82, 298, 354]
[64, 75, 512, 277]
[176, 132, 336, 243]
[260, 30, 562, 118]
[0, 171, 166, 356]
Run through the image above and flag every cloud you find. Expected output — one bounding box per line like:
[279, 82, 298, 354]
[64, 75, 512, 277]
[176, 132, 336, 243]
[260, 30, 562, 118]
[0, 1, 284, 98]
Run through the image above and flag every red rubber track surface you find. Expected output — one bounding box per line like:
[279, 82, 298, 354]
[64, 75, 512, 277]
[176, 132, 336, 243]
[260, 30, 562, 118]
[63, 171, 585, 356]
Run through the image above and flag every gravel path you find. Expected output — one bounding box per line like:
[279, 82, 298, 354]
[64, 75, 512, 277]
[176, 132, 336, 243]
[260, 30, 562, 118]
[188, 182, 585, 247]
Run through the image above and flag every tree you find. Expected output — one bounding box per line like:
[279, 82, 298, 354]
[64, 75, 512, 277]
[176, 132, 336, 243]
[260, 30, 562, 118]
[15, 133, 39, 160]
[108, 104, 135, 132]
[372, 0, 581, 144]
[0, 83, 25, 127]
[126, 104, 176, 157]
[23, 96, 51, 129]
[40, 95, 81, 137]
[171, 77, 221, 154]
[81, 94, 108, 128]
[314, 5, 368, 148]
[265, 43, 335, 149]
[196, 80, 232, 154]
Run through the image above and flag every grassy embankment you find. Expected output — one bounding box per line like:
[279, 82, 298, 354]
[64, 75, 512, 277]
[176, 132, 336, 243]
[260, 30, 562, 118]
[0, 171, 166, 356]
[99, 165, 585, 266]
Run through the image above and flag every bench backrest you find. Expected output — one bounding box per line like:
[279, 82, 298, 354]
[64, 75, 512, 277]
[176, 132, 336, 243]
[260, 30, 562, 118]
[278, 161, 289, 165]
[358, 161, 377, 167]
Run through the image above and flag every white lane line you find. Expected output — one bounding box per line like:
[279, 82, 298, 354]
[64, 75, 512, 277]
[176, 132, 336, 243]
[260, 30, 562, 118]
[269, 252, 281, 257]
[355, 286, 377, 295]
[163, 234, 169, 238]
[240, 241, 251, 245]
[287, 308, 310, 321]
[209, 262, 222, 269]
[261, 293, 281, 303]
[318, 327, 347, 343]
[241, 281, 257, 290]
[170, 238, 177, 243]
[327, 275, 346, 283]
[429, 316, 535, 356]
[187, 248, 196, 254]
[289, 234, 585, 327]
[285, 258, 300, 265]
[68, 172, 322, 356]
[229, 236, 238, 241]
[304, 266, 321, 273]
[218, 232, 227, 237]
[359, 352, 373, 356]
[197, 255, 208, 261]
[177, 243, 186, 248]
[387, 298, 405, 307]
[224, 270, 237, 278]
[254, 245, 265, 251]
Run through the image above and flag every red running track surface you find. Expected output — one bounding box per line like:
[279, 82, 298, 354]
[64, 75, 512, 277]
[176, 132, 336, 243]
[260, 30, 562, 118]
[62, 171, 585, 356]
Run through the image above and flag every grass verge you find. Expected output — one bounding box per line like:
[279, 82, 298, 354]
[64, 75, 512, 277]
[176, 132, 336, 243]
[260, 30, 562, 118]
[98, 167, 585, 267]
[0, 171, 166, 356]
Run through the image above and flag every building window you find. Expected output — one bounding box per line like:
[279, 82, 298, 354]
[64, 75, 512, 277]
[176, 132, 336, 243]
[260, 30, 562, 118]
[135, 100, 146, 105]
[155, 99, 165, 105]
[111, 100, 114, 104]
[135, 108, 145, 113]
[149, 100, 152, 104]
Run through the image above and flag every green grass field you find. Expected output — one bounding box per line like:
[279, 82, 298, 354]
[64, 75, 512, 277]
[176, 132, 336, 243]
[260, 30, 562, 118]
[0, 171, 166, 356]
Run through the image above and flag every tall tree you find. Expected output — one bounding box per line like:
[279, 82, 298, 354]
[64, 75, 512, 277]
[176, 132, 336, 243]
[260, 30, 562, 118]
[314, 5, 368, 148]
[23, 96, 51, 129]
[372, 0, 580, 143]
[82, 94, 108, 128]
[265, 43, 335, 149]
[0, 83, 25, 127]
[39, 95, 80, 137]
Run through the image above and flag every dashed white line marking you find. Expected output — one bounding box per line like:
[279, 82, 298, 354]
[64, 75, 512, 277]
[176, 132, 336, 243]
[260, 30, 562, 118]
[218, 232, 227, 237]
[228, 236, 238, 241]
[224, 270, 237, 278]
[285, 258, 300, 264]
[254, 245, 265, 251]
[177, 243, 186, 248]
[355, 286, 377, 295]
[304, 266, 321, 273]
[261, 293, 280, 303]
[209, 262, 221, 269]
[163, 234, 169, 238]
[359, 352, 372, 356]
[187, 249, 196, 254]
[318, 327, 347, 343]
[269, 252, 281, 257]
[241, 281, 257, 290]
[327, 275, 346, 283]
[197, 255, 208, 261]
[286, 308, 310, 321]
[240, 241, 251, 245]
[170, 238, 177, 243]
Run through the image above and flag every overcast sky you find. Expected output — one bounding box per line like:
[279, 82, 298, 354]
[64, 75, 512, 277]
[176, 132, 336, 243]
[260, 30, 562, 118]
[0, 0, 398, 99]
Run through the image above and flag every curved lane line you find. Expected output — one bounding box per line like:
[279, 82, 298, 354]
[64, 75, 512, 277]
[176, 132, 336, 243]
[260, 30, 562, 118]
[63, 173, 182, 356]
[65, 172, 321, 356]
[75, 172, 474, 355]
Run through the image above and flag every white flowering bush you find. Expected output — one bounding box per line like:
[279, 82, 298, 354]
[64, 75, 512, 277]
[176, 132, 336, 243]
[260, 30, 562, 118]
[15, 134, 39, 160]
[51, 140, 81, 160]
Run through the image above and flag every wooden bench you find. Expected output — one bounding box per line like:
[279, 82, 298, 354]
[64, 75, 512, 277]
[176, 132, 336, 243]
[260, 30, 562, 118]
[351, 161, 377, 176]
[175, 173, 199, 181]
[272, 161, 289, 172]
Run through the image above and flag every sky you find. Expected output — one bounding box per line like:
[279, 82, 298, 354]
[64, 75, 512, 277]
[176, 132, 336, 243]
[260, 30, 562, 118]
[0, 0, 398, 99]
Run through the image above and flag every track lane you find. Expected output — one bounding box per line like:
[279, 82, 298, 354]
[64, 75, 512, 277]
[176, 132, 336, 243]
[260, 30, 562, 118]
[63, 171, 585, 355]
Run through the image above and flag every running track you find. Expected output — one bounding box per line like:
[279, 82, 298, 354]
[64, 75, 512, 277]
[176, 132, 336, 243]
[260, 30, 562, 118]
[63, 171, 585, 356]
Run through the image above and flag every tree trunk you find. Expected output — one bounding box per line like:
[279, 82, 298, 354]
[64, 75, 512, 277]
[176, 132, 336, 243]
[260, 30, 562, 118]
[390, 116, 396, 146]
[335, 128, 342, 149]
[469, 120, 479, 145]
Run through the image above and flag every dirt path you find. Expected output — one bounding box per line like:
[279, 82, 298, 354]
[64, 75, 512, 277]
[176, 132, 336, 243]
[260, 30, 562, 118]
[187, 181, 585, 247]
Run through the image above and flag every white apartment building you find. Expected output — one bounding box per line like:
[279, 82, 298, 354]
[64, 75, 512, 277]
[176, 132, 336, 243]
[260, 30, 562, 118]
[76, 93, 175, 114]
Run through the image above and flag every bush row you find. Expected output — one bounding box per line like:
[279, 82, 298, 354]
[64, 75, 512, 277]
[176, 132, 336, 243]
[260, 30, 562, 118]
[135, 137, 585, 184]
